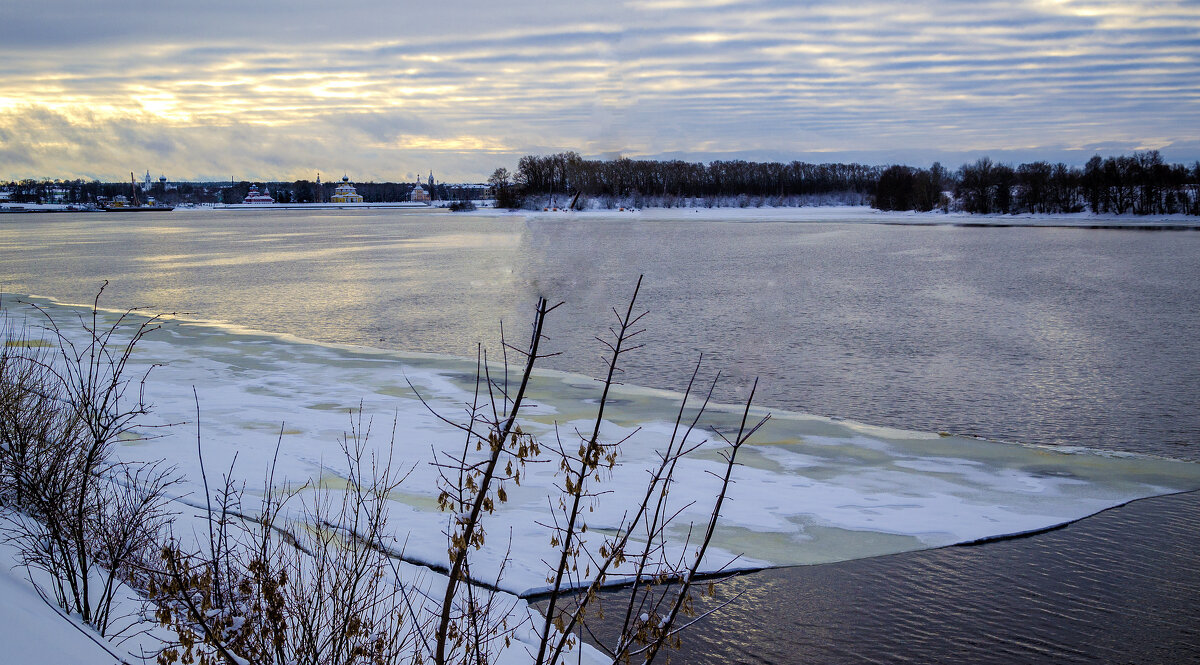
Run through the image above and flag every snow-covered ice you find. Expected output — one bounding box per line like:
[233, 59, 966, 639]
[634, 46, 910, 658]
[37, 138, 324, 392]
[8, 295, 1200, 597]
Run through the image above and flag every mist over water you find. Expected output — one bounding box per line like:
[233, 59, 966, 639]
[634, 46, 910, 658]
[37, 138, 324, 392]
[2, 208, 1198, 662]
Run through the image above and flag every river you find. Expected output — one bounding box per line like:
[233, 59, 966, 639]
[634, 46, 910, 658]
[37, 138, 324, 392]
[2, 208, 1198, 663]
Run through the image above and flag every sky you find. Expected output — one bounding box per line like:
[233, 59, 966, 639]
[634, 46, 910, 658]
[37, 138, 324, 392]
[1, 0, 1198, 183]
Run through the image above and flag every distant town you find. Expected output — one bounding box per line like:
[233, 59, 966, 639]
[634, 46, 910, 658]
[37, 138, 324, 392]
[3, 151, 1199, 216]
[0, 170, 487, 210]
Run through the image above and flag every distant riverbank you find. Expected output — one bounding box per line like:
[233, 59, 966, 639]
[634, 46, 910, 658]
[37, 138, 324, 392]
[212, 201, 433, 210]
[466, 205, 1200, 230]
[6, 201, 1200, 230]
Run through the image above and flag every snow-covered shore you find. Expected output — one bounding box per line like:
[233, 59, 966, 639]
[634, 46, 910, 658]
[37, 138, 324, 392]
[8, 201, 1200, 229]
[4, 295, 1200, 663]
[0, 539, 129, 665]
[461, 205, 1200, 229]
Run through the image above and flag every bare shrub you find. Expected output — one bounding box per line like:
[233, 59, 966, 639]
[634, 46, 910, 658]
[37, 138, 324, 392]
[114, 277, 762, 665]
[0, 316, 79, 509]
[0, 287, 178, 636]
[150, 413, 425, 665]
[426, 276, 766, 665]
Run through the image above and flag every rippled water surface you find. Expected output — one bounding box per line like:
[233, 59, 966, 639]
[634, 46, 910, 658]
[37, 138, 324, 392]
[2, 209, 1198, 662]
[667, 490, 1200, 665]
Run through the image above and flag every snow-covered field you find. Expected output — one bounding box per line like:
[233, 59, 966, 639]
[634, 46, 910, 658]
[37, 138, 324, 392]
[5, 295, 1200, 662]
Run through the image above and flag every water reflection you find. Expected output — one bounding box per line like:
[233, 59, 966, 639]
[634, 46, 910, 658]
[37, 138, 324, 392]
[2, 211, 1197, 456]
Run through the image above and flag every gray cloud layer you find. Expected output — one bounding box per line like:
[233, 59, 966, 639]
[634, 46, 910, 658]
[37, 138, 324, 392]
[1, 0, 1197, 180]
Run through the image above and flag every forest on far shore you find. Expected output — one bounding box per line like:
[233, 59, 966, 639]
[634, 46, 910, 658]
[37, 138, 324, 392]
[497, 150, 1200, 215]
[6, 150, 1199, 216]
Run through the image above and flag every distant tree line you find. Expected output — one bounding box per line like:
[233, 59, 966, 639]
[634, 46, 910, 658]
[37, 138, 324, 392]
[878, 151, 1200, 215]
[873, 164, 951, 212]
[0, 179, 219, 205]
[512, 152, 880, 201]
[502, 151, 1198, 215]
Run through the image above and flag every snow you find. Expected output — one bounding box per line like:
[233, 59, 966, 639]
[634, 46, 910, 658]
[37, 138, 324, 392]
[5, 295, 1200, 661]
[460, 205, 1200, 229]
[0, 539, 124, 665]
[0, 519, 188, 665]
[13, 296, 1200, 584]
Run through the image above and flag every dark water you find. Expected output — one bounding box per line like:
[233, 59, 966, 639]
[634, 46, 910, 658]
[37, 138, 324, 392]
[3, 209, 1199, 663]
[670, 490, 1200, 665]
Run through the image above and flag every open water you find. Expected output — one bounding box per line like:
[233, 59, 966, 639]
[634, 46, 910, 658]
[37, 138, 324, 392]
[2, 208, 1198, 663]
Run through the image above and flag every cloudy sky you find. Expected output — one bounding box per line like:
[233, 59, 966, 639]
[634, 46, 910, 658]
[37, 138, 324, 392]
[1, 0, 1198, 182]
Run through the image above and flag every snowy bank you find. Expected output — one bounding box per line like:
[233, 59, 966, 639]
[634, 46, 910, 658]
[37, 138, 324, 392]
[10, 296, 1200, 592]
[459, 205, 1200, 229]
[6, 295, 1200, 663]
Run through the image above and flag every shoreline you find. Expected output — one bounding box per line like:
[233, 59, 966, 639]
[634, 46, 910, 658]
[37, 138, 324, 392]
[4, 201, 1199, 230]
[463, 205, 1200, 229]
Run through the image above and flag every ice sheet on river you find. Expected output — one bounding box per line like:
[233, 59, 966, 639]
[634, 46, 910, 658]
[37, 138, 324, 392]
[10, 298, 1200, 596]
